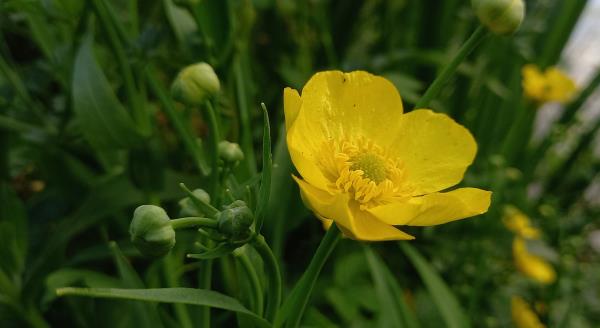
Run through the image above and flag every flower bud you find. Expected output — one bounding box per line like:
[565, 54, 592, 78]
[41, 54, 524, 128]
[171, 62, 220, 106]
[472, 0, 524, 35]
[130, 205, 175, 257]
[179, 189, 212, 217]
[217, 200, 254, 242]
[218, 141, 244, 163]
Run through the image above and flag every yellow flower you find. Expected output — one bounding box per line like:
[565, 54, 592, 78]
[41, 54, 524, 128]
[513, 237, 556, 284]
[284, 71, 491, 241]
[503, 206, 540, 239]
[522, 64, 576, 103]
[512, 296, 546, 328]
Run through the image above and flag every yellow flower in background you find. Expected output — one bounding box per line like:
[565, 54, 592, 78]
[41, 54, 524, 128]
[512, 296, 546, 328]
[521, 64, 576, 103]
[284, 71, 491, 241]
[513, 237, 556, 284]
[503, 206, 540, 239]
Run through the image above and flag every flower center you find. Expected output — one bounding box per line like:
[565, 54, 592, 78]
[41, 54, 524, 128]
[318, 137, 413, 209]
[350, 153, 386, 183]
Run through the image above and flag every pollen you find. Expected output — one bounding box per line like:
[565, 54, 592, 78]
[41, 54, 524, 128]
[318, 137, 414, 209]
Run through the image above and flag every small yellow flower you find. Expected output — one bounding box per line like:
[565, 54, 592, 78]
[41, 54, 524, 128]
[512, 296, 546, 328]
[503, 206, 540, 239]
[284, 71, 491, 241]
[513, 237, 556, 284]
[522, 64, 576, 103]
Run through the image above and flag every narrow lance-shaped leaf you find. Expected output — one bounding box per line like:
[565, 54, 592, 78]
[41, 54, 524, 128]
[255, 103, 272, 233]
[364, 246, 419, 328]
[56, 287, 272, 328]
[400, 243, 470, 328]
[72, 34, 145, 150]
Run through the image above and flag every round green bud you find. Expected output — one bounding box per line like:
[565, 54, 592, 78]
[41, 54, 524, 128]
[217, 200, 254, 242]
[130, 205, 176, 257]
[472, 0, 524, 35]
[178, 189, 212, 217]
[218, 141, 244, 163]
[171, 62, 220, 106]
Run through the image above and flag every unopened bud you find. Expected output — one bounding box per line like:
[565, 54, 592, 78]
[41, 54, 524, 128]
[217, 200, 254, 242]
[130, 205, 176, 257]
[179, 189, 212, 217]
[472, 0, 525, 35]
[171, 62, 220, 106]
[218, 141, 244, 163]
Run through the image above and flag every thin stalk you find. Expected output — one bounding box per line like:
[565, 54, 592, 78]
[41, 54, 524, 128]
[204, 101, 221, 199]
[198, 253, 213, 327]
[276, 224, 341, 328]
[170, 217, 217, 230]
[414, 26, 488, 109]
[233, 55, 257, 176]
[234, 249, 265, 315]
[90, 0, 147, 134]
[145, 67, 209, 175]
[252, 235, 282, 322]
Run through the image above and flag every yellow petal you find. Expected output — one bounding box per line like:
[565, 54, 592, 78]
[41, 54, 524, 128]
[283, 87, 301, 130]
[286, 71, 404, 191]
[513, 238, 556, 284]
[502, 206, 541, 239]
[368, 188, 491, 226]
[293, 176, 414, 241]
[512, 296, 546, 328]
[388, 110, 478, 194]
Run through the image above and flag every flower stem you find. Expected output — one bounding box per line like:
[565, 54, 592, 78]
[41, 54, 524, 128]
[170, 217, 217, 230]
[414, 26, 488, 109]
[234, 248, 265, 315]
[276, 224, 341, 328]
[204, 101, 221, 199]
[251, 234, 282, 322]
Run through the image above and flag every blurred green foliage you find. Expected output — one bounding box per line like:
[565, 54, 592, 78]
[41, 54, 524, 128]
[0, 0, 599, 327]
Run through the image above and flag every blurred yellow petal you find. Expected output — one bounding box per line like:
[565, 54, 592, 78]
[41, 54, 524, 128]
[503, 206, 541, 239]
[513, 238, 556, 284]
[545, 67, 576, 102]
[368, 188, 491, 226]
[512, 296, 546, 328]
[389, 110, 477, 194]
[294, 176, 414, 241]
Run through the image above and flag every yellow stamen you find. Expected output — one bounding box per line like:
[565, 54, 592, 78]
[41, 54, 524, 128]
[318, 137, 413, 209]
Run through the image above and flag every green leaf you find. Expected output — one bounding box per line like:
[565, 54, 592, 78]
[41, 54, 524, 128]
[400, 243, 470, 328]
[72, 34, 144, 150]
[56, 287, 272, 328]
[0, 184, 28, 278]
[364, 246, 419, 328]
[255, 103, 272, 233]
[43, 269, 123, 305]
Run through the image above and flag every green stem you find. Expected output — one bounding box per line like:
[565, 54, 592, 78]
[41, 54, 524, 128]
[204, 101, 221, 198]
[90, 0, 147, 134]
[252, 235, 282, 322]
[170, 217, 217, 229]
[234, 249, 265, 315]
[276, 224, 341, 328]
[233, 55, 257, 176]
[145, 67, 209, 175]
[414, 26, 488, 109]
